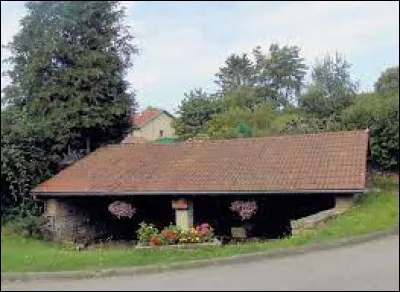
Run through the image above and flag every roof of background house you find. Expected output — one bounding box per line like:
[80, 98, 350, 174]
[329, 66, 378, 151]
[32, 130, 370, 196]
[131, 107, 174, 128]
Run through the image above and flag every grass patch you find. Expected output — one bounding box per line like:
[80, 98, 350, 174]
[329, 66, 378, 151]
[1, 179, 398, 273]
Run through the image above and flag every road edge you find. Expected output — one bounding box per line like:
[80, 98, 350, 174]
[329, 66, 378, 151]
[2, 226, 398, 283]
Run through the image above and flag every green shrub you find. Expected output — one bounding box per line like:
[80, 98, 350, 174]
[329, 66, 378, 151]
[341, 93, 399, 170]
[370, 175, 399, 191]
[205, 105, 278, 139]
[136, 222, 159, 245]
[3, 215, 50, 240]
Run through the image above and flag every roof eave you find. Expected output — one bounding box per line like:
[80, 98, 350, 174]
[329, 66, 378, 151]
[32, 188, 366, 197]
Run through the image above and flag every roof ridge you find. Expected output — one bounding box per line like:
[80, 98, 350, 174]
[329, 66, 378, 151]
[110, 129, 370, 149]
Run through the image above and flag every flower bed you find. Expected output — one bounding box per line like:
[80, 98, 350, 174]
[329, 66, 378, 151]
[136, 222, 216, 247]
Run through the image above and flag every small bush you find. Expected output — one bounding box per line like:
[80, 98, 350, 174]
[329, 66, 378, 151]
[136, 222, 159, 245]
[3, 215, 50, 240]
[370, 174, 399, 191]
[160, 224, 181, 245]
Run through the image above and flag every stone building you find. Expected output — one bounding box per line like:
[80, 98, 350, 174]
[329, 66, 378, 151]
[122, 107, 175, 143]
[32, 130, 371, 243]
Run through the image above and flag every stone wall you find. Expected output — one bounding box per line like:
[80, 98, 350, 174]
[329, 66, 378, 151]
[43, 198, 99, 244]
[290, 193, 360, 234]
[134, 113, 175, 140]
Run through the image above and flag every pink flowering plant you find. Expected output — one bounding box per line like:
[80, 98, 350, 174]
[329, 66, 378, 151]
[230, 200, 258, 220]
[108, 201, 136, 219]
[195, 223, 214, 242]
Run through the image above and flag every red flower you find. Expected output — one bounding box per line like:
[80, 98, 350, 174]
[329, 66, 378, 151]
[150, 236, 161, 245]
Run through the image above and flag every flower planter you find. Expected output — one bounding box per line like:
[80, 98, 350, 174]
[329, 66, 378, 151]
[135, 239, 222, 249]
[231, 223, 254, 238]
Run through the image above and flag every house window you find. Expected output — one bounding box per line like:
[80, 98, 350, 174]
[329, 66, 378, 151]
[159, 130, 164, 137]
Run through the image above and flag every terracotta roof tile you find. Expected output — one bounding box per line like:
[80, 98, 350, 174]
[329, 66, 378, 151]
[131, 108, 162, 127]
[33, 130, 370, 195]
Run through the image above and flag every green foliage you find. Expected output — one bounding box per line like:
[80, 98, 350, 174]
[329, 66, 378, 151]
[1, 107, 55, 221]
[299, 52, 358, 118]
[172, 88, 223, 139]
[136, 222, 159, 245]
[370, 175, 399, 191]
[223, 86, 265, 110]
[235, 122, 253, 138]
[2, 1, 136, 151]
[215, 44, 307, 109]
[341, 92, 399, 170]
[280, 114, 344, 135]
[204, 107, 260, 139]
[205, 105, 300, 140]
[214, 54, 256, 92]
[374, 66, 399, 94]
[1, 1, 137, 220]
[2, 215, 51, 240]
[252, 44, 308, 108]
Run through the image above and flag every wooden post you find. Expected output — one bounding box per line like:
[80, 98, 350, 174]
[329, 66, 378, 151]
[172, 198, 193, 231]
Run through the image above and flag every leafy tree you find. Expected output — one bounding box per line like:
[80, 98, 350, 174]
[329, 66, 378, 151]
[172, 88, 223, 139]
[341, 92, 399, 170]
[253, 44, 308, 108]
[299, 52, 358, 118]
[222, 85, 265, 110]
[214, 44, 307, 110]
[374, 66, 399, 94]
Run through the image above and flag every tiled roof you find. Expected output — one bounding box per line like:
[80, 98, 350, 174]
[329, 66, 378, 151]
[131, 108, 171, 128]
[33, 130, 370, 195]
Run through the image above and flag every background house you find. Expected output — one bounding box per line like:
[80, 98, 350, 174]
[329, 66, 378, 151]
[122, 107, 175, 143]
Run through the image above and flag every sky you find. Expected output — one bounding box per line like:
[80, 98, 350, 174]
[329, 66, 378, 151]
[1, 1, 399, 113]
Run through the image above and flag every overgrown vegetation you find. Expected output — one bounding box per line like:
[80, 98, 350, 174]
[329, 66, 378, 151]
[172, 47, 398, 171]
[2, 176, 398, 273]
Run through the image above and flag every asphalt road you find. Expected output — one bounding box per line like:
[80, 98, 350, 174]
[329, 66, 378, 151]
[2, 236, 399, 291]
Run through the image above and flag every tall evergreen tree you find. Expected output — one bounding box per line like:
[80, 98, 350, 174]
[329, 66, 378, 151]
[1, 1, 137, 219]
[214, 53, 256, 93]
[2, 1, 137, 154]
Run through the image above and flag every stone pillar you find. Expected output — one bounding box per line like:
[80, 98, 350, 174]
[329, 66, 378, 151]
[43, 198, 96, 243]
[334, 194, 360, 214]
[172, 198, 193, 231]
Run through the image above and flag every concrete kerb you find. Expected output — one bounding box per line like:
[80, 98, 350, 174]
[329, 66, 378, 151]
[2, 226, 398, 283]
